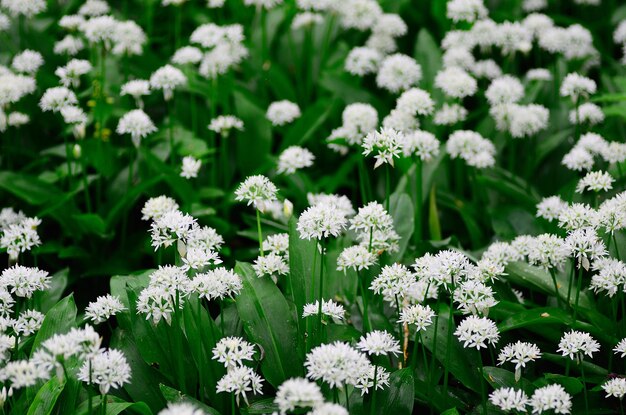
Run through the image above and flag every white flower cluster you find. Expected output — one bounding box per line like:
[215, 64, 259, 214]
[190, 23, 248, 79]
[446, 130, 496, 168]
[0, 213, 41, 261]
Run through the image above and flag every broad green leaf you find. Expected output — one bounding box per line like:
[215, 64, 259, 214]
[31, 294, 77, 355]
[389, 192, 414, 262]
[286, 217, 318, 313]
[482, 366, 533, 394]
[233, 89, 272, 175]
[72, 213, 107, 237]
[73, 395, 153, 415]
[421, 305, 481, 393]
[0, 171, 64, 205]
[241, 398, 279, 415]
[414, 29, 443, 100]
[27, 377, 65, 415]
[281, 98, 336, 150]
[375, 368, 415, 415]
[235, 262, 304, 387]
[159, 384, 221, 415]
[40, 268, 68, 312]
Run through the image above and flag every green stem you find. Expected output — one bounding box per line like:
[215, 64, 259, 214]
[231, 392, 236, 415]
[414, 158, 423, 248]
[317, 240, 326, 344]
[370, 365, 378, 415]
[419, 332, 429, 376]
[443, 296, 454, 398]
[63, 136, 73, 191]
[478, 354, 487, 415]
[357, 271, 371, 332]
[87, 360, 93, 415]
[256, 209, 264, 257]
[344, 386, 351, 413]
[572, 265, 584, 325]
[549, 268, 562, 308]
[614, 234, 622, 260]
[385, 164, 391, 212]
[101, 393, 107, 415]
[168, 98, 176, 166]
[394, 295, 403, 347]
[581, 361, 589, 415]
[357, 156, 370, 204]
[173, 290, 186, 393]
[306, 243, 318, 353]
[566, 260, 575, 307]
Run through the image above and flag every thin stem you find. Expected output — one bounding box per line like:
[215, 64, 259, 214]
[566, 260, 575, 307]
[168, 98, 176, 166]
[357, 156, 370, 204]
[344, 386, 351, 413]
[419, 332, 429, 376]
[572, 266, 584, 325]
[63, 136, 73, 190]
[231, 392, 236, 415]
[443, 295, 454, 398]
[81, 155, 91, 213]
[581, 361, 589, 415]
[385, 164, 391, 212]
[478, 354, 487, 415]
[549, 268, 562, 308]
[370, 365, 378, 415]
[87, 360, 93, 415]
[394, 295, 403, 355]
[256, 209, 264, 257]
[414, 158, 423, 248]
[317, 240, 326, 343]
[357, 271, 371, 332]
[615, 234, 622, 260]
[101, 393, 107, 415]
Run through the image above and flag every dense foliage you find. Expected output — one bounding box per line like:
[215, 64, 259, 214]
[3, 0, 626, 414]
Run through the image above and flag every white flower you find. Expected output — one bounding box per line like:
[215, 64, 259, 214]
[370, 263, 414, 301]
[0, 0, 46, 17]
[353, 365, 390, 395]
[434, 103, 467, 125]
[235, 175, 278, 211]
[11, 50, 44, 75]
[570, 102, 604, 125]
[453, 280, 498, 316]
[60, 106, 87, 126]
[446, 0, 487, 23]
[557, 330, 600, 362]
[602, 378, 626, 399]
[55, 59, 92, 87]
[489, 388, 529, 412]
[560, 73, 596, 102]
[112, 21, 146, 56]
[558, 203, 598, 231]
[576, 171, 614, 193]
[85, 294, 126, 324]
[537, 196, 568, 222]
[454, 315, 500, 349]
[564, 227, 606, 269]
[78, 0, 110, 16]
[121, 80, 151, 99]
[1, 217, 41, 261]
[309, 403, 349, 415]
[180, 156, 202, 179]
[80, 15, 118, 46]
[297, 204, 347, 240]
[243, 0, 283, 8]
[54, 35, 85, 55]
[7, 112, 29, 127]
[486, 75, 524, 105]
[191, 267, 242, 301]
[526, 68, 552, 81]
[78, 349, 131, 394]
[345, 47, 382, 76]
[208, 115, 244, 136]
[172, 46, 203, 65]
[562, 147, 594, 171]
[39, 87, 78, 112]
[402, 130, 440, 161]
[336, 0, 382, 31]
[267, 100, 301, 126]
[376, 54, 422, 93]
[141, 196, 179, 221]
[357, 330, 401, 356]
[150, 210, 196, 250]
[277, 146, 315, 174]
[216, 365, 263, 405]
[253, 252, 289, 278]
[396, 88, 435, 116]
[0, 265, 49, 298]
[150, 64, 187, 100]
[362, 128, 403, 168]
[614, 338, 626, 357]
[212, 336, 255, 369]
[0, 360, 48, 389]
[435, 67, 477, 99]
[472, 59, 502, 79]
[497, 341, 541, 381]
[337, 245, 377, 272]
[305, 341, 371, 389]
[527, 234, 570, 270]
[382, 108, 418, 133]
[13, 310, 44, 336]
[530, 384, 572, 414]
[263, 233, 289, 256]
[158, 403, 207, 415]
[117, 109, 157, 147]
[303, 299, 345, 320]
[398, 304, 435, 331]
[292, 12, 323, 29]
[446, 130, 495, 169]
[275, 378, 324, 415]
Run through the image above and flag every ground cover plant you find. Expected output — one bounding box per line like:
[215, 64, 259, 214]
[4, 0, 626, 413]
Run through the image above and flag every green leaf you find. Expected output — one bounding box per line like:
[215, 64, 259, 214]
[235, 262, 304, 387]
[421, 304, 481, 393]
[414, 29, 443, 100]
[31, 294, 77, 355]
[388, 192, 414, 262]
[0, 171, 64, 205]
[159, 384, 221, 415]
[233, 90, 272, 175]
[72, 213, 107, 237]
[498, 307, 573, 333]
[40, 268, 68, 312]
[482, 366, 533, 394]
[73, 395, 153, 415]
[375, 368, 415, 415]
[286, 217, 318, 313]
[281, 99, 336, 150]
[27, 377, 66, 415]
